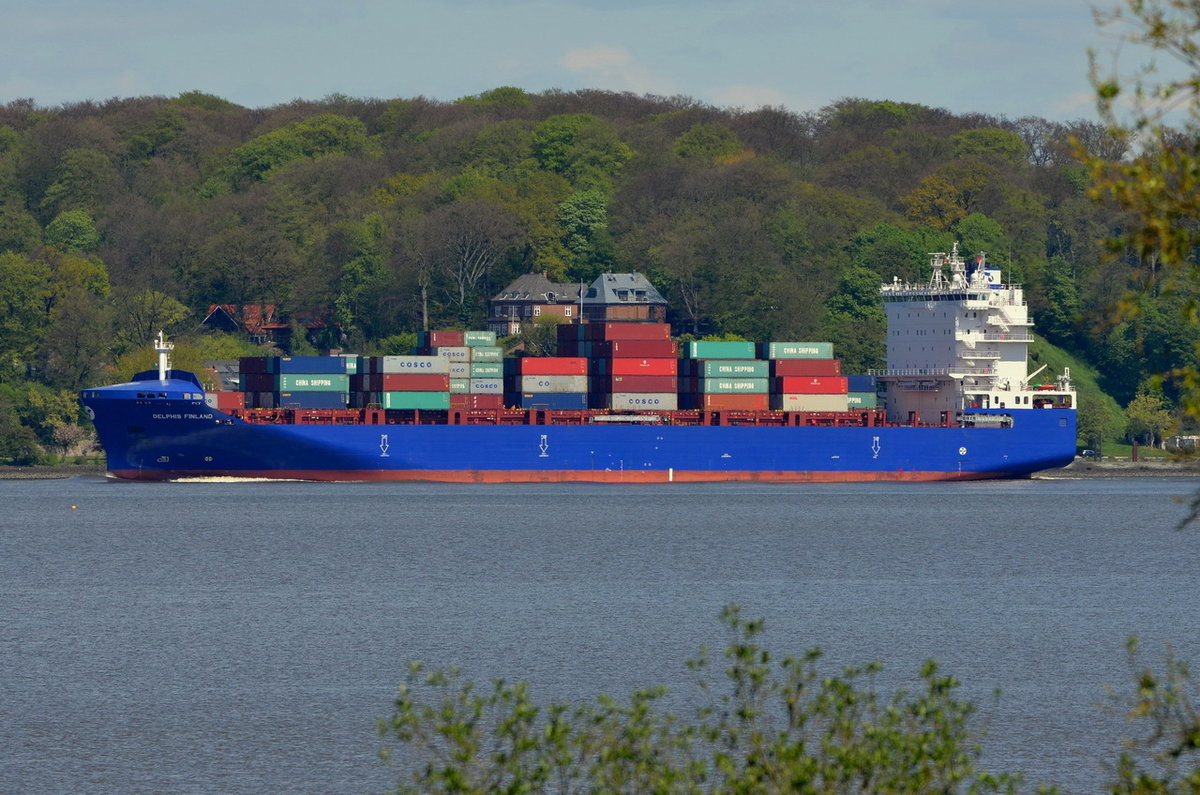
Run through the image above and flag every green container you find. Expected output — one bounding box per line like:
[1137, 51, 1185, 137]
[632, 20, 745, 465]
[449, 378, 471, 394]
[846, 392, 878, 408]
[276, 373, 350, 392]
[470, 362, 503, 377]
[698, 377, 770, 394]
[686, 340, 757, 360]
[693, 359, 769, 378]
[761, 341, 835, 359]
[471, 346, 503, 362]
[378, 391, 450, 410]
[464, 330, 497, 347]
[339, 356, 360, 375]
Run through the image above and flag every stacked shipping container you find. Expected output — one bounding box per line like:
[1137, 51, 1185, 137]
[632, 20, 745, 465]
[760, 342, 848, 411]
[678, 341, 768, 410]
[504, 355, 589, 409]
[215, 328, 877, 417]
[415, 330, 504, 409]
[559, 322, 678, 410]
[237, 355, 354, 409]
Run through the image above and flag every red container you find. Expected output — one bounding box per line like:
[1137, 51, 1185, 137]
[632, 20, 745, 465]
[450, 394, 505, 410]
[774, 376, 848, 394]
[608, 357, 678, 376]
[594, 375, 678, 393]
[377, 373, 451, 392]
[423, 330, 465, 347]
[212, 391, 245, 410]
[693, 394, 770, 411]
[771, 358, 842, 377]
[599, 339, 679, 358]
[587, 322, 672, 341]
[516, 357, 588, 375]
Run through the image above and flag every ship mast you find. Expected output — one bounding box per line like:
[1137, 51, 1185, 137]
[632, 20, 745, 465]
[154, 331, 174, 381]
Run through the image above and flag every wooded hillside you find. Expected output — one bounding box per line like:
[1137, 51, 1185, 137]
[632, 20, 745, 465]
[0, 88, 1191, 460]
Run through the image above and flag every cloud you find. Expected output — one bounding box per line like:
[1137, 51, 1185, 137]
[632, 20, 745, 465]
[708, 84, 792, 111]
[560, 44, 677, 95]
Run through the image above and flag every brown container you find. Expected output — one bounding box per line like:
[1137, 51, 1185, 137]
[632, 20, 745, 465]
[422, 330, 466, 347]
[586, 322, 672, 341]
[450, 393, 505, 410]
[599, 339, 679, 358]
[771, 359, 842, 376]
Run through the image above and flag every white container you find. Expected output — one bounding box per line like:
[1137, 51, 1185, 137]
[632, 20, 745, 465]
[606, 392, 678, 410]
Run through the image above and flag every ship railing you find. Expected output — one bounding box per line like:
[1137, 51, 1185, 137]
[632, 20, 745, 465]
[978, 332, 1033, 342]
[871, 367, 997, 377]
[960, 351, 1001, 360]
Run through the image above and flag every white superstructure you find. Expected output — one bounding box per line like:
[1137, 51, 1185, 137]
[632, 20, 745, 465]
[875, 244, 1074, 424]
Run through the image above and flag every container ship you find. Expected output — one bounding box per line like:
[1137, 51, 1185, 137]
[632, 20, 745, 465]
[80, 246, 1076, 482]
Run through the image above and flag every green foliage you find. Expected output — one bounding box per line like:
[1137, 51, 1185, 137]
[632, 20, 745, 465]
[1107, 638, 1200, 792]
[952, 213, 1010, 268]
[531, 114, 633, 190]
[557, 189, 613, 281]
[45, 209, 100, 252]
[0, 200, 42, 253]
[40, 148, 118, 218]
[171, 90, 239, 111]
[951, 128, 1028, 164]
[379, 607, 1023, 793]
[1125, 390, 1175, 446]
[1029, 336, 1125, 444]
[219, 113, 370, 190]
[0, 252, 51, 378]
[371, 333, 419, 356]
[456, 86, 533, 110]
[504, 315, 564, 358]
[672, 123, 743, 162]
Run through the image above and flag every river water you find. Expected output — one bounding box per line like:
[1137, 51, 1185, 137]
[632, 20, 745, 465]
[2, 475, 1198, 792]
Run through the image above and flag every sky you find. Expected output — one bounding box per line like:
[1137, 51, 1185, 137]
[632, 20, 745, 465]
[1, 0, 1129, 123]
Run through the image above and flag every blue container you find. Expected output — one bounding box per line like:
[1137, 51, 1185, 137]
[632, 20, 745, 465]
[275, 391, 350, 409]
[517, 392, 589, 410]
[846, 374, 876, 392]
[277, 356, 351, 374]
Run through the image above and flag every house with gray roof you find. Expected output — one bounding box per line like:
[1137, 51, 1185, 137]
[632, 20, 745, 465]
[581, 272, 667, 324]
[489, 272, 669, 336]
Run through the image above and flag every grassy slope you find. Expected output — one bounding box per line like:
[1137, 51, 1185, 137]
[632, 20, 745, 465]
[1029, 336, 1127, 447]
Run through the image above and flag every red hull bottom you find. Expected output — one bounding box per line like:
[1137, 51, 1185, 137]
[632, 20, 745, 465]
[107, 468, 1027, 483]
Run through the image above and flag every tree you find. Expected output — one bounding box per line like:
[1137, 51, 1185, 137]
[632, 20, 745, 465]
[420, 199, 523, 325]
[0, 252, 50, 375]
[672, 122, 743, 163]
[45, 209, 100, 251]
[1077, 395, 1115, 454]
[1125, 390, 1174, 447]
[557, 188, 613, 281]
[378, 607, 1021, 793]
[112, 289, 190, 352]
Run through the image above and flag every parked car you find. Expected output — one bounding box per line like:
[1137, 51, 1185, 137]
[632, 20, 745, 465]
[1079, 449, 1100, 460]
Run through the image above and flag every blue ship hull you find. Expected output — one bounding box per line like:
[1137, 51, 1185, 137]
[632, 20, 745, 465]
[80, 374, 1076, 482]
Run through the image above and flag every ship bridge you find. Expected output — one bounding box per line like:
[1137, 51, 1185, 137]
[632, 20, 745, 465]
[874, 244, 1073, 423]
